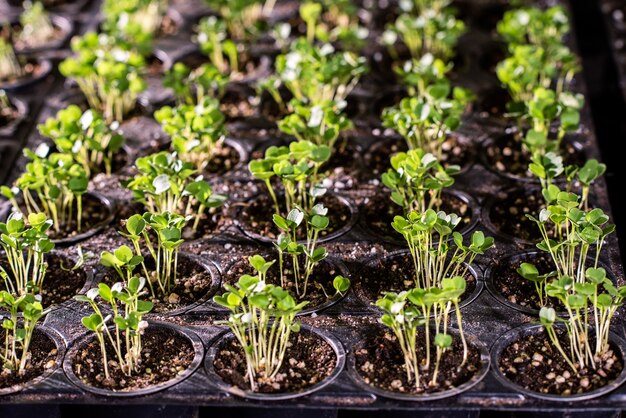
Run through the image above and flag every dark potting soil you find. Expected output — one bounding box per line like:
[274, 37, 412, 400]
[222, 256, 344, 310]
[361, 190, 473, 242]
[354, 329, 482, 394]
[484, 134, 587, 179]
[499, 328, 623, 396]
[365, 135, 474, 181]
[204, 142, 242, 175]
[71, 326, 194, 391]
[238, 193, 353, 241]
[0, 329, 57, 390]
[487, 187, 546, 242]
[355, 253, 477, 307]
[100, 255, 214, 314]
[491, 252, 563, 311]
[323, 137, 366, 186]
[213, 330, 336, 393]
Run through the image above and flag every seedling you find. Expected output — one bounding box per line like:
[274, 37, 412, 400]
[0, 292, 46, 375]
[213, 260, 308, 391]
[497, 6, 570, 51]
[376, 275, 468, 389]
[382, 80, 474, 159]
[299, 1, 368, 50]
[154, 98, 226, 171]
[59, 33, 147, 123]
[195, 16, 240, 75]
[0, 37, 24, 82]
[392, 209, 494, 290]
[38, 105, 125, 177]
[17, 1, 55, 48]
[163, 62, 228, 105]
[381, 149, 459, 215]
[4, 146, 88, 234]
[202, 0, 275, 42]
[76, 278, 153, 379]
[102, 0, 168, 53]
[122, 151, 226, 232]
[394, 53, 452, 97]
[0, 212, 54, 296]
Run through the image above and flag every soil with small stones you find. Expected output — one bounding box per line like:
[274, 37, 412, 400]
[354, 329, 483, 394]
[222, 256, 345, 310]
[484, 134, 587, 179]
[0, 329, 57, 389]
[40, 194, 111, 240]
[0, 253, 88, 308]
[12, 25, 67, 51]
[361, 190, 473, 242]
[0, 60, 46, 84]
[238, 193, 353, 241]
[355, 253, 477, 307]
[499, 328, 623, 396]
[213, 331, 336, 393]
[209, 177, 261, 202]
[365, 135, 474, 181]
[100, 255, 215, 314]
[487, 187, 546, 242]
[71, 327, 194, 391]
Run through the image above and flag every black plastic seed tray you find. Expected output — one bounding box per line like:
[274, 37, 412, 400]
[1, 0, 626, 413]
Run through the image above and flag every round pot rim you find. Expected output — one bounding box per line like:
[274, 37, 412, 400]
[354, 249, 484, 314]
[0, 95, 28, 137]
[211, 255, 350, 316]
[236, 192, 358, 244]
[50, 191, 117, 247]
[62, 320, 204, 397]
[11, 14, 74, 55]
[93, 251, 221, 317]
[347, 328, 491, 401]
[0, 325, 66, 396]
[484, 249, 615, 317]
[204, 324, 346, 400]
[359, 187, 481, 247]
[490, 323, 626, 402]
[479, 134, 586, 185]
[0, 57, 52, 92]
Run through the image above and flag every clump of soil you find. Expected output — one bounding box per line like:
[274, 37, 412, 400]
[355, 253, 477, 307]
[213, 331, 336, 393]
[499, 328, 623, 396]
[71, 327, 194, 391]
[100, 255, 215, 314]
[360, 190, 473, 242]
[354, 329, 483, 394]
[0, 329, 57, 389]
[238, 193, 353, 241]
[222, 256, 345, 310]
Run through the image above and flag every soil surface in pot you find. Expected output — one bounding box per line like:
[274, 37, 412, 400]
[484, 134, 586, 179]
[159, 141, 241, 176]
[39, 194, 111, 240]
[354, 329, 482, 394]
[100, 255, 214, 314]
[213, 330, 335, 393]
[222, 256, 343, 310]
[487, 187, 551, 242]
[366, 135, 473, 181]
[356, 253, 477, 307]
[0, 329, 57, 389]
[0, 253, 87, 308]
[238, 193, 353, 241]
[499, 328, 623, 396]
[361, 190, 472, 242]
[71, 326, 194, 391]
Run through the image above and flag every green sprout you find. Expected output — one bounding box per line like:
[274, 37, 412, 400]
[213, 261, 308, 391]
[202, 0, 275, 42]
[394, 53, 452, 97]
[163, 62, 229, 105]
[0, 212, 54, 296]
[17, 1, 55, 48]
[38, 105, 125, 177]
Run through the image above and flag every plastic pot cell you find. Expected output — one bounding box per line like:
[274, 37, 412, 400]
[0, 57, 52, 92]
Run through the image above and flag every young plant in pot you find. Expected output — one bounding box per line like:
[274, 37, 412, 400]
[59, 32, 147, 123]
[382, 78, 474, 160]
[209, 260, 345, 397]
[352, 276, 489, 398]
[394, 53, 452, 97]
[12, 1, 70, 52]
[38, 105, 125, 177]
[201, 0, 275, 43]
[122, 151, 226, 235]
[195, 16, 246, 77]
[258, 37, 368, 114]
[381, 9, 464, 62]
[162, 62, 229, 105]
[68, 275, 203, 394]
[154, 97, 229, 174]
[0, 32, 51, 91]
